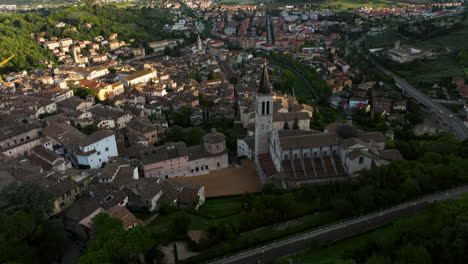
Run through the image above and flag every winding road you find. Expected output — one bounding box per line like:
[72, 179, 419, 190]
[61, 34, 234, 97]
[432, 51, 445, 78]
[209, 185, 468, 264]
[369, 57, 468, 140]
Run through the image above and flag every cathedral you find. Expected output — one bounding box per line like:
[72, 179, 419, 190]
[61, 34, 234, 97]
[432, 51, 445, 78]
[244, 62, 403, 189]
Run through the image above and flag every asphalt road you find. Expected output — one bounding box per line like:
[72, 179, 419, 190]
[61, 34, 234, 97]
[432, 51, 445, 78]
[369, 58, 468, 140]
[209, 185, 468, 264]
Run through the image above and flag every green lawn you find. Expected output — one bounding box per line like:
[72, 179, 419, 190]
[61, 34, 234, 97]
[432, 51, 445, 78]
[197, 196, 244, 218]
[146, 213, 210, 231]
[147, 196, 245, 232]
[146, 195, 337, 244]
[147, 214, 174, 233]
[291, 71, 315, 100]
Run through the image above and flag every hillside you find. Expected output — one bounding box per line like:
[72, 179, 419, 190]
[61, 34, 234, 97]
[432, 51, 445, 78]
[0, 4, 173, 72]
[0, 0, 72, 5]
[0, 13, 53, 71]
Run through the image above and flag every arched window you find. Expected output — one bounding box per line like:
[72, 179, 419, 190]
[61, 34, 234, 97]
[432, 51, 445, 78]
[262, 101, 265, 115]
[266, 101, 270, 115]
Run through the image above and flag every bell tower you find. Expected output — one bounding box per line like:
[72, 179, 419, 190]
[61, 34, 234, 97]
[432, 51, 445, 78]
[254, 62, 273, 157]
[196, 34, 203, 51]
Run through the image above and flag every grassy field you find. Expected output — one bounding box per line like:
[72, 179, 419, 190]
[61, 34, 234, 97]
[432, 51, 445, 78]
[197, 196, 244, 218]
[291, 70, 315, 100]
[396, 53, 468, 84]
[313, 0, 405, 10]
[268, 58, 317, 100]
[146, 196, 244, 232]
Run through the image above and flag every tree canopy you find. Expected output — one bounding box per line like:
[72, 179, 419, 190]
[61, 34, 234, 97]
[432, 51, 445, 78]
[0, 181, 54, 215]
[316, 194, 468, 264]
[0, 182, 64, 263]
[79, 213, 157, 264]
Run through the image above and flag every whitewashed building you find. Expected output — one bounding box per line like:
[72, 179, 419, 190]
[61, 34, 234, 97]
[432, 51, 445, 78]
[121, 69, 157, 88]
[42, 123, 118, 169]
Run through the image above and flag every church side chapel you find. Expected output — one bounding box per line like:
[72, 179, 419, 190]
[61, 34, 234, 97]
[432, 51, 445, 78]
[239, 62, 403, 188]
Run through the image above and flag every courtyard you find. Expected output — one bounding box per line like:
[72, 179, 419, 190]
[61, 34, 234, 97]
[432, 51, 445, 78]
[173, 159, 261, 197]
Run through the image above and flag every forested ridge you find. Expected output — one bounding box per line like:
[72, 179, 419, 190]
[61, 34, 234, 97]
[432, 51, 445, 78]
[0, 12, 52, 71]
[0, 4, 173, 72]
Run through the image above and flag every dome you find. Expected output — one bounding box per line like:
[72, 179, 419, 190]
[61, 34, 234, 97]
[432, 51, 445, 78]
[337, 124, 358, 139]
[203, 130, 226, 154]
[203, 130, 225, 144]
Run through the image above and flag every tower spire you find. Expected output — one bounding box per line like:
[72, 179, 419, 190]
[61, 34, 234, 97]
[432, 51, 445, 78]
[196, 33, 202, 51]
[258, 61, 271, 94]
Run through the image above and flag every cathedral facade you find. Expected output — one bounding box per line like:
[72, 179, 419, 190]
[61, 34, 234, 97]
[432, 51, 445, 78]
[246, 63, 403, 188]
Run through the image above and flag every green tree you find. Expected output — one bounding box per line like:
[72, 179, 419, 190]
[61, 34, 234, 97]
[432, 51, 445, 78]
[169, 108, 192, 127]
[208, 70, 218, 80]
[199, 93, 214, 108]
[365, 255, 392, 264]
[83, 216, 126, 263]
[171, 212, 191, 236]
[78, 124, 99, 135]
[126, 225, 155, 262]
[332, 198, 353, 218]
[396, 243, 432, 264]
[277, 69, 295, 94]
[0, 209, 65, 263]
[457, 47, 468, 67]
[0, 182, 54, 215]
[188, 70, 201, 82]
[80, 213, 156, 264]
[165, 126, 185, 143]
[185, 127, 203, 146]
[401, 177, 421, 198]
